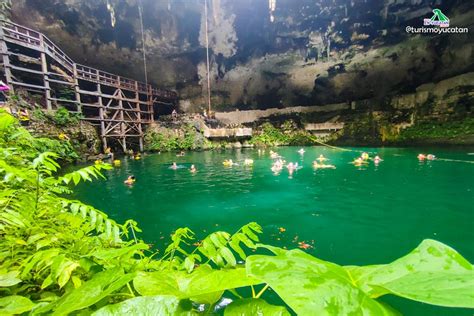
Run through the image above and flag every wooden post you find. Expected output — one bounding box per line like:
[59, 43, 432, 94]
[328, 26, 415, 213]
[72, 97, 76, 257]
[135, 81, 144, 152]
[73, 63, 81, 113]
[97, 78, 107, 152]
[148, 85, 154, 122]
[39, 35, 52, 110]
[0, 26, 14, 93]
[117, 84, 126, 152]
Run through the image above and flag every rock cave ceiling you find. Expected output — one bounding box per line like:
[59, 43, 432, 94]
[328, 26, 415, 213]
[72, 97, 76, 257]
[10, 0, 474, 110]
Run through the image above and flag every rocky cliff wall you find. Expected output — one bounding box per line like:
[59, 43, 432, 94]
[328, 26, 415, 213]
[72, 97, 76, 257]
[9, 0, 474, 111]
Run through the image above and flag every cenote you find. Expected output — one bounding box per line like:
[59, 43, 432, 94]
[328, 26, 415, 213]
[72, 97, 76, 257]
[2, 0, 474, 314]
[74, 146, 474, 315]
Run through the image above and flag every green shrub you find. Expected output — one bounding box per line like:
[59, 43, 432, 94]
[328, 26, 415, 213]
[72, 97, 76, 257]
[52, 107, 80, 126]
[398, 117, 474, 141]
[250, 120, 317, 147]
[144, 124, 201, 152]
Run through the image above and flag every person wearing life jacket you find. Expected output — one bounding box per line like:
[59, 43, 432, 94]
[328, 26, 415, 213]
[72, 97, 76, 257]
[317, 154, 328, 162]
[223, 159, 234, 167]
[124, 175, 136, 185]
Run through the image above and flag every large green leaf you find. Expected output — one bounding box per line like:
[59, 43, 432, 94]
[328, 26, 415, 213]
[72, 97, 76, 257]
[92, 295, 196, 316]
[224, 298, 290, 316]
[0, 270, 22, 287]
[345, 239, 474, 308]
[48, 268, 135, 315]
[91, 243, 149, 261]
[0, 295, 35, 315]
[0, 111, 16, 131]
[134, 265, 262, 304]
[246, 246, 399, 316]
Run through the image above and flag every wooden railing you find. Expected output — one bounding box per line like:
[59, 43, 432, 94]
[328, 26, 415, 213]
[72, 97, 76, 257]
[1, 20, 177, 100]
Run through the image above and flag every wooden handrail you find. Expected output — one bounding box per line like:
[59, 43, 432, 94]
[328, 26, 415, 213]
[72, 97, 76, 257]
[0, 20, 177, 100]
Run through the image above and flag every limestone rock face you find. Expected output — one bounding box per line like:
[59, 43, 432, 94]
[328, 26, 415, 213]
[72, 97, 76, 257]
[9, 0, 474, 110]
[27, 119, 101, 159]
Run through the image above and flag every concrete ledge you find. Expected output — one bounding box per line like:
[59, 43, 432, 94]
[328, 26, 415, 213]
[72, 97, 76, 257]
[215, 102, 349, 125]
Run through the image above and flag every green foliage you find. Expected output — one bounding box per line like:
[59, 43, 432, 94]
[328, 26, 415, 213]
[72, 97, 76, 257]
[0, 110, 78, 162]
[224, 298, 290, 316]
[58, 87, 75, 100]
[250, 122, 289, 146]
[1, 111, 473, 315]
[250, 120, 318, 147]
[145, 124, 202, 152]
[92, 295, 195, 316]
[346, 239, 474, 307]
[397, 118, 474, 141]
[247, 241, 474, 315]
[49, 107, 81, 126]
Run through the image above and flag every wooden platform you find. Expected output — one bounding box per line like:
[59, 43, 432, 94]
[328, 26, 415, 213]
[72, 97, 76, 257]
[194, 118, 253, 139]
[0, 21, 177, 151]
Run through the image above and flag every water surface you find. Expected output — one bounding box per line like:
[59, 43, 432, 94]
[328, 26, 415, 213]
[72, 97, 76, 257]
[75, 146, 474, 315]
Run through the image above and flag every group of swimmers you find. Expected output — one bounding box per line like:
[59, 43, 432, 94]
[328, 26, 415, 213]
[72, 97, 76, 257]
[169, 161, 197, 173]
[223, 159, 254, 167]
[418, 153, 436, 161]
[123, 149, 441, 185]
[351, 152, 382, 167]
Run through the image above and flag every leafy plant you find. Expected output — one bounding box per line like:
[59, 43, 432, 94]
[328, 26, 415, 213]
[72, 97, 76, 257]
[51, 107, 80, 126]
[144, 124, 203, 152]
[250, 121, 318, 147]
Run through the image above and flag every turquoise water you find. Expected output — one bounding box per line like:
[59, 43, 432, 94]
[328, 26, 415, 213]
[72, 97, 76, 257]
[74, 146, 474, 315]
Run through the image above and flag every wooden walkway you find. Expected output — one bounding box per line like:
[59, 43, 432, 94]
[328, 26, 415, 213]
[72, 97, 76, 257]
[0, 21, 177, 151]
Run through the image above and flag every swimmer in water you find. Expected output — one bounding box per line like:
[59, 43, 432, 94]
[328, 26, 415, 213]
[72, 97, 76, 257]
[427, 154, 436, 160]
[124, 175, 135, 185]
[270, 151, 280, 159]
[223, 159, 234, 167]
[352, 157, 365, 166]
[417, 154, 426, 161]
[171, 162, 178, 170]
[244, 159, 254, 166]
[313, 161, 336, 169]
[190, 164, 197, 173]
[287, 162, 295, 177]
[297, 148, 305, 155]
[373, 155, 383, 164]
[361, 152, 369, 160]
[176, 151, 185, 157]
[317, 154, 328, 162]
[271, 159, 284, 173]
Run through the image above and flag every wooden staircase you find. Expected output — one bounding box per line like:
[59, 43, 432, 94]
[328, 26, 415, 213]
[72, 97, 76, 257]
[0, 20, 177, 152]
